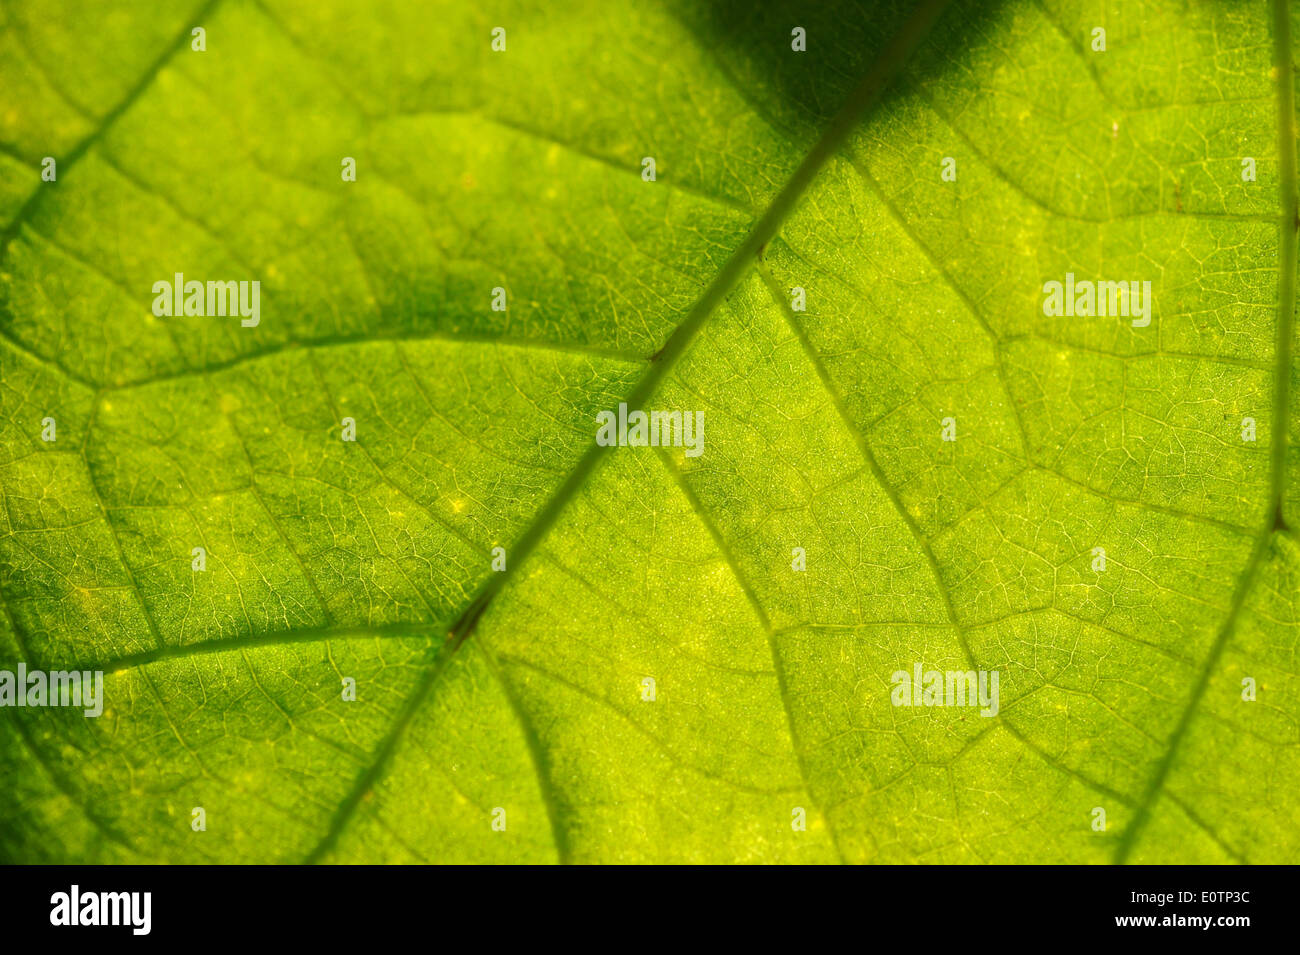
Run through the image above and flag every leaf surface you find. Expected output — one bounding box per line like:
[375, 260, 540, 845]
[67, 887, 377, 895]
[1, 0, 1297, 864]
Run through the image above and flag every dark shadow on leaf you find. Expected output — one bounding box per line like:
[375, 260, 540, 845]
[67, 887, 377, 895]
[665, 0, 1007, 139]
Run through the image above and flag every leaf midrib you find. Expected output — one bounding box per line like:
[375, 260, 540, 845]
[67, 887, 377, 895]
[301, 0, 955, 863]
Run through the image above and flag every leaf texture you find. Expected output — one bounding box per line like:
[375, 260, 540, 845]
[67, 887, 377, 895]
[0, 0, 1298, 864]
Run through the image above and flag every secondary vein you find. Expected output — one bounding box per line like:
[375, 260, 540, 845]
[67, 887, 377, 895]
[1113, 0, 1299, 863]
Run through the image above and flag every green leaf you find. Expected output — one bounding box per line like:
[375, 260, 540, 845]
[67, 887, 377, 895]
[1, 0, 1297, 864]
